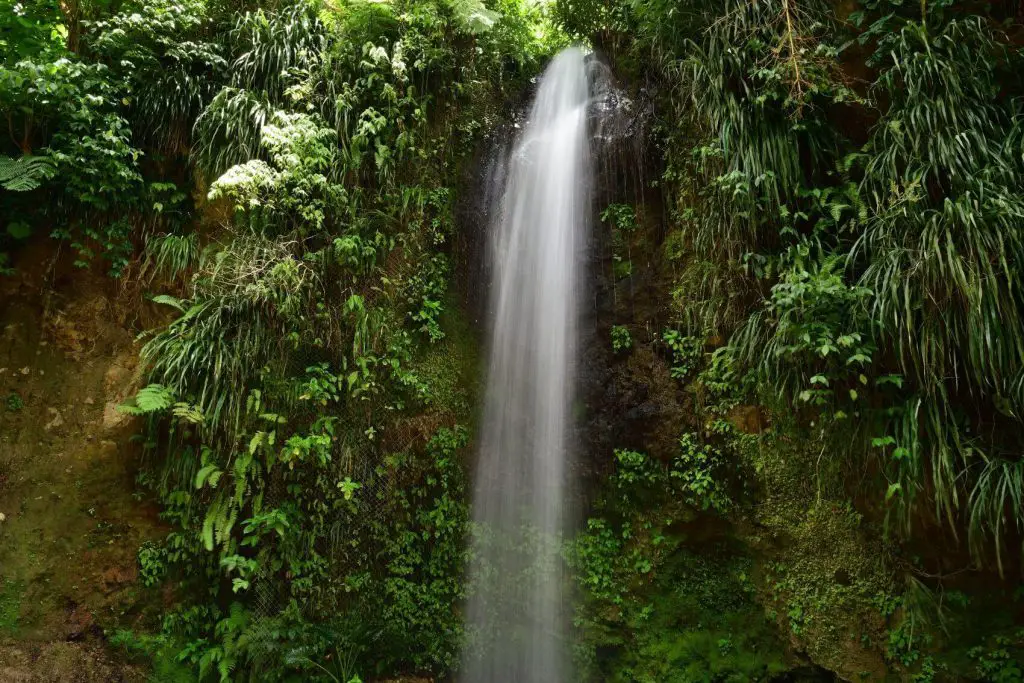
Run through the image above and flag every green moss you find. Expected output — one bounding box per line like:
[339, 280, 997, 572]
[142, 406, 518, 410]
[4, 392, 23, 412]
[629, 629, 784, 683]
[574, 537, 788, 682]
[906, 590, 1024, 680]
[407, 291, 481, 423]
[573, 448, 789, 681]
[743, 435, 893, 679]
[0, 579, 24, 636]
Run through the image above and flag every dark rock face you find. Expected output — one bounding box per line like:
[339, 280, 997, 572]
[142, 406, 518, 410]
[577, 340, 691, 480]
[573, 69, 684, 496]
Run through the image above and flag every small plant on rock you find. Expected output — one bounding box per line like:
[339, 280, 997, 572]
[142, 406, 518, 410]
[611, 325, 632, 353]
[5, 393, 23, 412]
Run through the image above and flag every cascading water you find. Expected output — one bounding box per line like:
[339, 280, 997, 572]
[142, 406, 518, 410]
[462, 47, 592, 683]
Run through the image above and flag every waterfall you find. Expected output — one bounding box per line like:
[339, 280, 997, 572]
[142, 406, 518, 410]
[462, 47, 592, 682]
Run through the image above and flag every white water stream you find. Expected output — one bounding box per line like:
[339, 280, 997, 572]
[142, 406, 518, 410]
[462, 47, 592, 683]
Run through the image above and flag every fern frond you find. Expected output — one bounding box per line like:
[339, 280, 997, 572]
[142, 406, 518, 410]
[0, 155, 54, 192]
[118, 384, 175, 415]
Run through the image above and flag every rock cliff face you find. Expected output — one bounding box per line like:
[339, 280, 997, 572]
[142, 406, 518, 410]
[0, 241, 164, 682]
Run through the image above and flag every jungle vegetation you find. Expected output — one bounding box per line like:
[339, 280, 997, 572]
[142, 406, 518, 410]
[2, 0, 1024, 680]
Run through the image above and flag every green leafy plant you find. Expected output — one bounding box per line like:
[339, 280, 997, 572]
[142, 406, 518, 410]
[663, 329, 703, 380]
[138, 541, 168, 587]
[969, 637, 1024, 683]
[611, 324, 632, 352]
[5, 392, 23, 412]
[571, 446, 782, 681]
[88, 2, 559, 680]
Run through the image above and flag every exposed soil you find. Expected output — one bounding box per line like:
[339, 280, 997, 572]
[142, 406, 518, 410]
[0, 240, 165, 681]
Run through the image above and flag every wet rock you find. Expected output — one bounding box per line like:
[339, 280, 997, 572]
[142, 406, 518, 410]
[625, 401, 661, 421]
[101, 352, 138, 431]
[0, 640, 143, 681]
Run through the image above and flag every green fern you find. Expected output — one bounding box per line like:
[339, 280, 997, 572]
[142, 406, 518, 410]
[118, 384, 175, 415]
[195, 463, 224, 489]
[0, 155, 54, 192]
